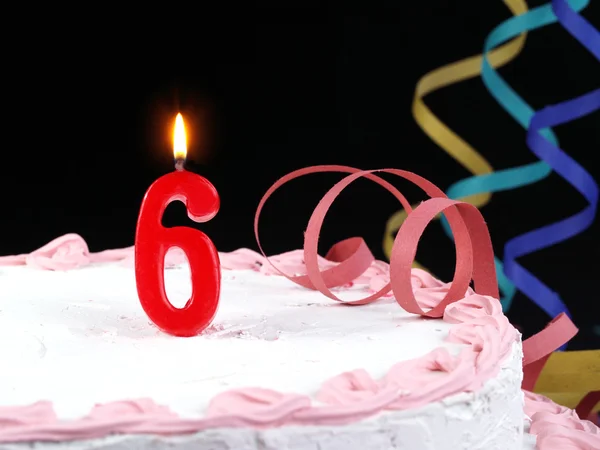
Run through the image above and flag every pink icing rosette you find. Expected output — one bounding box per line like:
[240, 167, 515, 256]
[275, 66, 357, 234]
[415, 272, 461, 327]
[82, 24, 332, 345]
[0, 401, 57, 427]
[315, 292, 515, 412]
[86, 399, 177, 420]
[0, 234, 132, 270]
[411, 268, 475, 309]
[207, 388, 311, 426]
[0, 234, 191, 271]
[525, 391, 600, 449]
[315, 346, 475, 412]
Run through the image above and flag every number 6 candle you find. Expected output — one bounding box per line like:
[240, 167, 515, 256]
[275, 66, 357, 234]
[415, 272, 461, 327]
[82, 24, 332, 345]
[134, 113, 221, 336]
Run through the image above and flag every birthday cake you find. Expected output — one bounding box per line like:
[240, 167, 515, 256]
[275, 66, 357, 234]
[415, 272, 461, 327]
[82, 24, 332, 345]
[0, 238, 526, 450]
[0, 167, 598, 450]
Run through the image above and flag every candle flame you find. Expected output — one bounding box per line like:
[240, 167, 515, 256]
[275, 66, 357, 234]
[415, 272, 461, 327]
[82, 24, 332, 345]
[173, 113, 187, 160]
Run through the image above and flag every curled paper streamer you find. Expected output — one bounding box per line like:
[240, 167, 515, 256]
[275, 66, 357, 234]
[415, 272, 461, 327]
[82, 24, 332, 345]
[522, 315, 600, 416]
[383, 0, 529, 309]
[505, 91, 600, 318]
[382, 0, 528, 256]
[475, 0, 590, 318]
[515, 0, 600, 411]
[554, 0, 600, 342]
[522, 316, 599, 414]
[444, 0, 590, 316]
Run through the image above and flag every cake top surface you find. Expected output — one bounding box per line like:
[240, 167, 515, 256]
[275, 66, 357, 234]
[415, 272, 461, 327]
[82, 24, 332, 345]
[0, 259, 465, 420]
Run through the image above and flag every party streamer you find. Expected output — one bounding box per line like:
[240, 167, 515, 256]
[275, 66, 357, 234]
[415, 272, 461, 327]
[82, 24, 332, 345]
[383, 0, 528, 276]
[384, 0, 534, 310]
[478, 0, 597, 318]
[444, 0, 590, 314]
[553, 0, 600, 344]
[503, 3, 599, 317]
[513, 0, 600, 410]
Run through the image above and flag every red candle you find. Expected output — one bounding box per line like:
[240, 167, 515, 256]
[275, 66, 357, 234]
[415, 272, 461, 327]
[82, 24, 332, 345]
[135, 113, 221, 336]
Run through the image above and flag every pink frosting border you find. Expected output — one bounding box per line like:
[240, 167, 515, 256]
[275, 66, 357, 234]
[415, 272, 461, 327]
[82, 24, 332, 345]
[524, 391, 600, 449]
[1, 236, 598, 449]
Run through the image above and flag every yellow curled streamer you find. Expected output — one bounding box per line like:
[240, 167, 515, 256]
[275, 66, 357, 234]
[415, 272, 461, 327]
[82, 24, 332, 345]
[382, 0, 528, 266]
[536, 350, 600, 413]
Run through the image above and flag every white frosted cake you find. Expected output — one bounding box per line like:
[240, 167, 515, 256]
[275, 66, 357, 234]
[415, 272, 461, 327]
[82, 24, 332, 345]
[1, 235, 599, 449]
[0, 233, 525, 450]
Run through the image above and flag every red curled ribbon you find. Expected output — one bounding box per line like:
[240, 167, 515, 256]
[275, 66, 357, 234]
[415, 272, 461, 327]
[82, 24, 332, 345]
[522, 313, 578, 391]
[576, 391, 600, 420]
[522, 314, 598, 418]
[255, 165, 496, 311]
[255, 165, 589, 408]
[255, 165, 409, 305]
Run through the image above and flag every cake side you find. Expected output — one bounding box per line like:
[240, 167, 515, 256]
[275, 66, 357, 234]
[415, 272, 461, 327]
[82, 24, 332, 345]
[0, 344, 523, 450]
[0, 243, 523, 449]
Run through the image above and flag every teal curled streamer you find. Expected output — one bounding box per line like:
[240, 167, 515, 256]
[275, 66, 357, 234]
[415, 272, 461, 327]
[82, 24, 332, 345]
[439, 0, 589, 313]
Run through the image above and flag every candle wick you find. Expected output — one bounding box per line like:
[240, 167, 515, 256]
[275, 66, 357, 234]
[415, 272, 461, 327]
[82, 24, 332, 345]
[174, 159, 185, 171]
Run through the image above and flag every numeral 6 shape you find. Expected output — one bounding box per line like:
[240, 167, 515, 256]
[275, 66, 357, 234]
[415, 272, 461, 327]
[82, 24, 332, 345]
[134, 170, 221, 337]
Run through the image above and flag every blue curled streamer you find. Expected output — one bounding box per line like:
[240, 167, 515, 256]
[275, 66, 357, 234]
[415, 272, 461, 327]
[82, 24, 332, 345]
[504, 0, 599, 330]
[438, 0, 589, 316]
[508, 88, 600, 319]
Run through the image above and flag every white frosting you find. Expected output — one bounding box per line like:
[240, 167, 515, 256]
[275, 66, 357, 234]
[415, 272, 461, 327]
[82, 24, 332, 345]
[0, 263, 524, 449]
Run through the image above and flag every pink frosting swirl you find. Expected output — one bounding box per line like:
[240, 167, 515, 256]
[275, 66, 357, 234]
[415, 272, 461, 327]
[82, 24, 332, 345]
[0, 234, 132, 270]
[411, 268, 475, 309]
[0, 235, 196, 271]
[524, 391, 600, 449]
[0, 401, 56, 427]
[0, 235, 471, 311]
[315, 293, 515, 411]
[87, 399, 177, 420]
[207, 388, 312, 426]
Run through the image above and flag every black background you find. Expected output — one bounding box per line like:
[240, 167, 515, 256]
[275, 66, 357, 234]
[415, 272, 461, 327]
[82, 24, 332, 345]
[2, 3, 599, 348]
